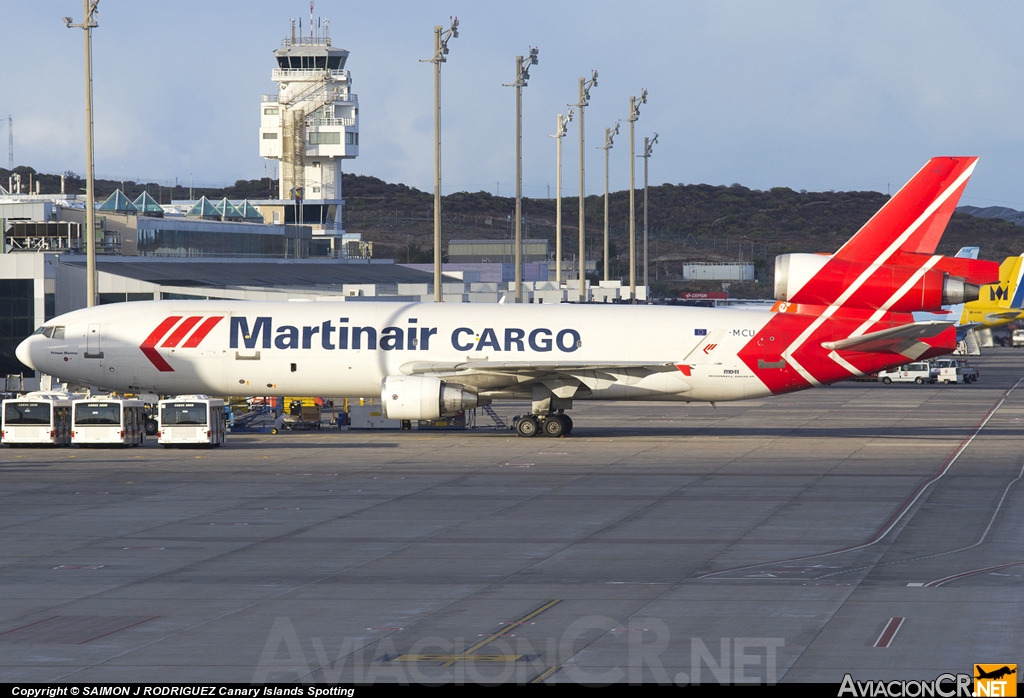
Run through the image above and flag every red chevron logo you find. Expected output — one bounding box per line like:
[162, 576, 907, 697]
[140, 316, 223, 372]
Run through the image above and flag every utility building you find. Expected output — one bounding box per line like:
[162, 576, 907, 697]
[259, 17, 359, 256]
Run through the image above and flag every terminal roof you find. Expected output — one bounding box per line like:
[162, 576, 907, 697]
[63, 258, 449, 290]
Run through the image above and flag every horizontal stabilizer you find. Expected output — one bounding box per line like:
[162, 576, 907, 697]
[821, 321, 953, 353]
[984, 311, 1023, 322]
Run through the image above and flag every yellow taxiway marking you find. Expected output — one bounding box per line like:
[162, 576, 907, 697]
[393, 599, 563, 667]
[530, 664, 562, 683]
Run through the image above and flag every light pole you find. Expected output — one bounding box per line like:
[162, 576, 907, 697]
[64, 1, 99, 308]
[641, 133, 658, 296]
[600, 122, 619, 281]
[571, 71, 598, 302]
[503, 47, 539, 303]
[626, 89, 647, 302]
[548, 109, 572, 286]
[420, 18, 458, 302]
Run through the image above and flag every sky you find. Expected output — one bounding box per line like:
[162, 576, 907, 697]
[3, 1, 1024, 209]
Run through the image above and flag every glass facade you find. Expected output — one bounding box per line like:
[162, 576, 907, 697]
[136, 226, 307, 258]
[0, 279, 35, 378]
[160, 293, 230, 301]
[99, 293, 155, 305]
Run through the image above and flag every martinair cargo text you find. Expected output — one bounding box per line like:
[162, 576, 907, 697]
[16, 157, 999, 437]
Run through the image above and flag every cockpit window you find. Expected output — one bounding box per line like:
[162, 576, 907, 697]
[33, 326, 64, 339]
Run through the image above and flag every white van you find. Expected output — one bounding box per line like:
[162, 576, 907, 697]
[158, 395, 226, 447]
[877, 362, 932, 385]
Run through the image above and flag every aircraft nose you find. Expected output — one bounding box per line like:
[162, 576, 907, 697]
[15, 336, 36, 371]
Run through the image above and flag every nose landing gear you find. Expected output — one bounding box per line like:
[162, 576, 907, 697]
[515, 412, 573, 438]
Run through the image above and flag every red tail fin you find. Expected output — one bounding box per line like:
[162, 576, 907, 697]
[833, 156, 976, 261]
[777, 157, 992, 311]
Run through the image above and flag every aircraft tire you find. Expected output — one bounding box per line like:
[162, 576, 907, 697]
[563, 415, 573, 434]
[516, 415, 539, 438]
[543, 415, 565, 438]
[144, 419, 158, 436]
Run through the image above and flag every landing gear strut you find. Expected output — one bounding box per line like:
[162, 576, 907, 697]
[515, 413, 573, 438]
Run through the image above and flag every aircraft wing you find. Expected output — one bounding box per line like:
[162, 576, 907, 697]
[400, 360, 689, 397]
[402, 360, 674, 375]
[955, 322, 984, 341]
[821, 321, 953, 354]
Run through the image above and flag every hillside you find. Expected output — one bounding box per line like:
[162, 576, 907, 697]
[5, 164, 1022, 298]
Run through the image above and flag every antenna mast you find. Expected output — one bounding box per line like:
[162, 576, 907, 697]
[7, 115, 12, 170]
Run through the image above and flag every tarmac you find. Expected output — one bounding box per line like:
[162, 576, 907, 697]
[2, 349, 1022, 685]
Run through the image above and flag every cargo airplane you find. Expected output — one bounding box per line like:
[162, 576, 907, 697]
[15, 157, 999, 437]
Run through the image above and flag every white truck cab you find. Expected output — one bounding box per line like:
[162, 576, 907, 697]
[930, 358, 979, 384]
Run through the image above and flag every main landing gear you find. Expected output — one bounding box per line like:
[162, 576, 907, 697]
[515, 412, 573, 438]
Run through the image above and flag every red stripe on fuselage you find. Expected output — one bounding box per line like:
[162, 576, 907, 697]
[181, 316, 223, 348]
[161, 316, 202, 348]
[140, 316, 181, 372]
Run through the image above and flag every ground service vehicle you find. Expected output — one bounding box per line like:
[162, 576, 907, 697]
[72, 397, 146, 446]
[1013, 329, 1024, 347]
[931, 358, 979, 384]
[1, 391, 79, 446]
[877, 362, 931, 384]
[158, 395, 226, 447]
[15, 158, 1001, 437]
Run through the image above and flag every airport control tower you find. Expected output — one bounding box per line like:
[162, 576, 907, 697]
[259, 18, 359, 254]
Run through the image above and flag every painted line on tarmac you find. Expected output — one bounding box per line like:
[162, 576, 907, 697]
[822, 453, 1024, 582]
[441, 598, 562, 667]
[924, 560, 1024, 587]
[874, 617, 904, 648]
[695, 376, 1024, 580]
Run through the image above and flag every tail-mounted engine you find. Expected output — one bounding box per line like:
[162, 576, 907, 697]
[381, 375, 489, 421]
[775, 253, 982, 312]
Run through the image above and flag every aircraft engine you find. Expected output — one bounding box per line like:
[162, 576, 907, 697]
[940, 275, 980, 305]
[380, 375, 489, 420]
[774, 253, 832, 302]
[775, 253, 980, 311]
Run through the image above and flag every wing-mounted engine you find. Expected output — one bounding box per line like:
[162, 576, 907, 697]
[381, 375, 489, 420]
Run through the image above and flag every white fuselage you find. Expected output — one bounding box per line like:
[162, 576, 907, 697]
[17, 301, 777, 403]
